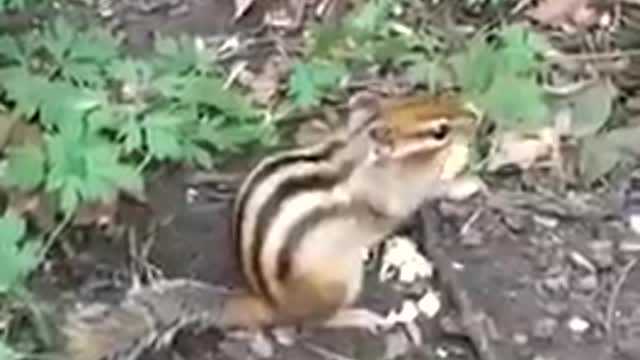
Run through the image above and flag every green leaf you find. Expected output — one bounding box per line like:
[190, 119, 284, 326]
[168, 75, 257, 119]
[119, 118, 143, 153]
[0, 68, 49, 118]
[45, 127, 142, 214]
[0, 340, 21, 360]
[287, 61, 346, 109]
[41, 17, 76, 63]
[0, 210, 39, 293]
[59, 183, 80, 215]
[195, 116, 269, 151]
[477, 75, 548, 130]
[39, 82, 105, 132]
[579, 126, 640, 184]
[184, 143, 213, 169]
[2, 145, 46, 191]
[67, 27, 120, 64]
[0, 35, 25, 65]
[99, 162, 144, 197]
[306, 24, 351, 59]
[145, 126, 183, 160]
[349, 0, 393, 33]
[495, 25, 543, 74]
[567, 77, 617, 137]
[61, 61, 105, 87]
[109, 58, 153, 88]
[153, 34, 205, 74]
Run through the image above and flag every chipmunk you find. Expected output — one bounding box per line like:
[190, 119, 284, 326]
[61, 92, 479, 360]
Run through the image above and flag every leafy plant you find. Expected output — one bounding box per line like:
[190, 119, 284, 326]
[0, 210, 39, 294]
[288, 61, 347, 109]
[447, 24, 550, 130]
[0, 0, 36, 12]
[0, 341, 20, 360]
[0, 17, 273, 216]
[287, 0, 427, 108]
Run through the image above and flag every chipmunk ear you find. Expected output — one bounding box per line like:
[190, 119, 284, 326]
[365, 123, 395, 164]
[347, 92, 382, 135]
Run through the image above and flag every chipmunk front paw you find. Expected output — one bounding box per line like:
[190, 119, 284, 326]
[323, 307, 391, 334]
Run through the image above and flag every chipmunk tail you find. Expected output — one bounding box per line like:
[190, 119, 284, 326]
[61, 279, 274, 360]
[63, 302, 153, 360]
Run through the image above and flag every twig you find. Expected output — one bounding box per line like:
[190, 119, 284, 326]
[37, 212, 73, 263]
[302, 341, 357, 360]
[545, 48, 640, 62]
[605, 258, 638, 335]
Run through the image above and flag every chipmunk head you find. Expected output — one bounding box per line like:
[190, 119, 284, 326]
[349, 93, 478, 177]
[346, 92, 479, 219]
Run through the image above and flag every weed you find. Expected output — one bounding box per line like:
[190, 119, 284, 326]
[0, 17, 274, 216]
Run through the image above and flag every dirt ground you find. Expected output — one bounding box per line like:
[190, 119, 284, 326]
[8, 0, 640, 359]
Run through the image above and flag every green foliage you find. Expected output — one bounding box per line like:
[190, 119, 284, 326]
[0, 17, 272, 216]
[286, 0, 442, 108]
[288, 61, 347, 109]
[579, 126, 640, 185]
[0, 342, 20, 360]
[2, 145, 45, 192]
[0, 0, 35, 12]
[452, 24, 549, 130]
[0, 210, 39, 294]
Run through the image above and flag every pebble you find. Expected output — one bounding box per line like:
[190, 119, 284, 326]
[567, 316, 590, 334]
[532, 317, 558, 339]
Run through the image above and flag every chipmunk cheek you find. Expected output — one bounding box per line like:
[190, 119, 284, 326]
[439, 143, 470, 179]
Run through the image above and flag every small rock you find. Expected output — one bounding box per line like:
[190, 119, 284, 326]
[384, 329, 413, 359]
[588, 240, 614, 269]
[616, 337, 640, 359]
[620, 239, 640, 252]
[379, 236, 434, 283]
[532, 317, 558, 339]
[513, 332, 528, 345]
[444, 176, 485, 201]
[567, 316, 590, 334]
[532, 355, 557, 360]
[575, 273, 599, 292]
[534, 215, 559, 228]
[249, 332, 275, 358]
[502, 213, 529, 232]
[544, 301, 569, 316]
[439, 314, 463, 334]
[387, 300, 419, 324]
[629, 214, 640, 235]
[568, 251, 596, 273]
[272, 327, 296, 346]
[417, 290, 441, 318]
[437, 201, 471, 218]
[460, 228, 484, 247]
[542, 273, 569, 294]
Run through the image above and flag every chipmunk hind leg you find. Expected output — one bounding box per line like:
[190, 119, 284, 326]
[280, 260, 388, 333]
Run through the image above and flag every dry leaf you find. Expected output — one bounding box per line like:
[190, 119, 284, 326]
[486, 127, 558, 171]
[525, 0, 596, 27]
[233, 0, 256, 20]
[73, 200, 118, 227]
[579, 126, 640, 184]
[7, 191, 56, 232]
[565, 77, 616, 137]
[384, 329, 413, 359]
[238, 57, 283, 105]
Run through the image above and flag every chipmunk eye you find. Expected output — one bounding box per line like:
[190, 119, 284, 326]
[429, 123, 450, 140]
